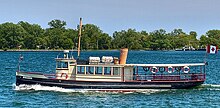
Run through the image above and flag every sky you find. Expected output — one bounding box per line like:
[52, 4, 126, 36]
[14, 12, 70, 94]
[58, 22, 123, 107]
[1, 0, 220, 38]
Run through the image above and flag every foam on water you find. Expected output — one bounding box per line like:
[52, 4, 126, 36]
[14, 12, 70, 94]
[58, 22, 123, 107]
[12, 83, 167, 94]
[12, 84, 84, 93]
[14, 83, 220, 93]
[194, 84, 220, 91]
[13, 84, 86, 93]
[201, 84, 220, 88]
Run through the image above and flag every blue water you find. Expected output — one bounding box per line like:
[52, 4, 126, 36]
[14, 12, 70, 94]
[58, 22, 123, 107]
[1, 50, 220, 107]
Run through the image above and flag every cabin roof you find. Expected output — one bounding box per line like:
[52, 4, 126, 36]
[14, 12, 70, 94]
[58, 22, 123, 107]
[55, 58, 76, 62]
[74, 63, 205, 67]
[76, 64, 124, 67]
[125, 63, 205, 67]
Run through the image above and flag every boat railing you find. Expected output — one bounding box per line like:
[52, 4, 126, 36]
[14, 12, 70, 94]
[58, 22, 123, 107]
[133, 73, 205, 81]
[43, 73, 205, 81]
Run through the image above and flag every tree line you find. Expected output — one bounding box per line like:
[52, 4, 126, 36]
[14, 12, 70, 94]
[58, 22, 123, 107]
[0, 19, 219, 50]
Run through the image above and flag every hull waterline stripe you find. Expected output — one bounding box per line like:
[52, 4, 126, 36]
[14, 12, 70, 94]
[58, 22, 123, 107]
[18, 78, 172, 88]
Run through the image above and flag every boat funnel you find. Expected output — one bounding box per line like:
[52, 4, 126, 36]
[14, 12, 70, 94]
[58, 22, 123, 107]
[119, 48, 128, 64]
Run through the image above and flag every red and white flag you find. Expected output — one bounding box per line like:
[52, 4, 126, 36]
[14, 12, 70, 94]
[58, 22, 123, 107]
[207, 45, 218, 54]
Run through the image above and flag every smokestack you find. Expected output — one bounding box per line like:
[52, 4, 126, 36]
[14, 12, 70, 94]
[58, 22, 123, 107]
[119, 48, 128, 64]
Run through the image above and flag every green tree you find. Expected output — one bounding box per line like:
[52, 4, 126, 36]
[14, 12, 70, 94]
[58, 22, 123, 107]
[98, 33, 112, 49]
[80, 24, 111, 50]
[48, 19, 66, 29]
[149, 29, 169, 50]
[140, 31, 151, 49]
[18, 21, 45, 49]
[189, 31, 197, 38]
[63, 29, 78, 49]
[44, 28, 64, 49]
[199, 35, 208, 48]
[45, 20, 75, 49]
[0, 22, 26, 49]
[205, 30, 220, 46]
[112, 29, 143, 49]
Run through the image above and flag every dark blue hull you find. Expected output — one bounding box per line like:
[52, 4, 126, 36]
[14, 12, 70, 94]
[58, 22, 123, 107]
[16, 76, 204, 90]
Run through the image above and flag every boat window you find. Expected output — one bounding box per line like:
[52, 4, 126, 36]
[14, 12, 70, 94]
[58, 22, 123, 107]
[57, 61, 68, 68]
[104, 67, 111, 75]
[77, 66, 85, 74]
[95, 67, 103, 74]
[113, 67, 121, 75]
[87, 66, 94, 74]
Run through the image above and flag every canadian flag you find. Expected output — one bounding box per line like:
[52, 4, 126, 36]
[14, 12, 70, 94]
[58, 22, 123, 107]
[207, 45, 218, 54]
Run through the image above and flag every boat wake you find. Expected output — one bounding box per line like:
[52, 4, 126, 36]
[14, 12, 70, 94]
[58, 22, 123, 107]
[13, 84, 87, 93]
[13, 84, 220, 93]
[198, 84, 220, 91]
[201, 84, 220, 88]
[13, 84, 166, 94]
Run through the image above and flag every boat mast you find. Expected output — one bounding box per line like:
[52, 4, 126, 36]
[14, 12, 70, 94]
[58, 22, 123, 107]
[77, 18, 82, 58]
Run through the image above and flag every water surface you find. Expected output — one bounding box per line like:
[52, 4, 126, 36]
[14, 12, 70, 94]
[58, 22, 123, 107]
[1, 50, 220, 107]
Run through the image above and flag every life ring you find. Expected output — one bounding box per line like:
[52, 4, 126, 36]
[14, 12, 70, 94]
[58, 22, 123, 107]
[61, 73, 68, 79]
[150, 66, 158, 74]
[143, 67, 150, 71]
[166, 66, 174, 73]
[183, 66, 190, 73]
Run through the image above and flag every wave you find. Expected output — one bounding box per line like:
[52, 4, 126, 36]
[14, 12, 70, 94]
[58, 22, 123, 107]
[5, 67, 17, 69]
[13, 84, 85, 93]
[14, 83, 220, 93]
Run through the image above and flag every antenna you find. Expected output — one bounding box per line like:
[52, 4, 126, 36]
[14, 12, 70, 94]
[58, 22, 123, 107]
[77, 18, 82, 58]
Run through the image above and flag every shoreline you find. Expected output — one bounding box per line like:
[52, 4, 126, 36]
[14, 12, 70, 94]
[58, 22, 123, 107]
[0, 48, 208, 52]
[0, 49, 120, 52]
[0, 49, 208, 52]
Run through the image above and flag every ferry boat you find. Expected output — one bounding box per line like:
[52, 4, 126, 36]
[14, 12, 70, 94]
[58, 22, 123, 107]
[16, 49, 206, 91]
[16, 18, 206, 92]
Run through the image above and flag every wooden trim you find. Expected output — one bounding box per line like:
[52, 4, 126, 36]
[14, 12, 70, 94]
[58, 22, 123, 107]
[122, 67, 124, 82]
[93, 66, 95, 75]
[102, 66, 104, 75]
[84, 66, 86, 75]
[76, 66, 78, 74]
[111, 67, 113, 76]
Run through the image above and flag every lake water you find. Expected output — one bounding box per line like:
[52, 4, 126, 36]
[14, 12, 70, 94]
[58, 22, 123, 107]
[1, 50, 220, 107]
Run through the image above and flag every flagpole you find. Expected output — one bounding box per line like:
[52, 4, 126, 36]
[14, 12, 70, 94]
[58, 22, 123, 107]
[17, 55, 21, 72]
[204, 45, 208, 63]
[17, 54, 23, 72]
[204, 52, 207, 64]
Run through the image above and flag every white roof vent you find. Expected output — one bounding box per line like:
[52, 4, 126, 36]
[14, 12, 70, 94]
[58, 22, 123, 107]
[64, 50, 69, 53]
[102, 56, 113, 63]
